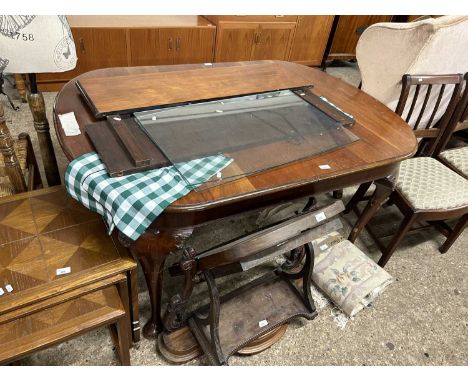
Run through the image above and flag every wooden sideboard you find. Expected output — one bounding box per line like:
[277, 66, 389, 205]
[36, 16, 216, 91]
[36, 15, 419, 91]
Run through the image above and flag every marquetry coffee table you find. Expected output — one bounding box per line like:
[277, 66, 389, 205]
[53, 60, 417, 355]
[0, 186, 140, 355]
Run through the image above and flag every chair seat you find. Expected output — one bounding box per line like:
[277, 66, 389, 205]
[396, 157, 468, 210]
[439, 146, 468, 177]
[0, 139, 28, 196]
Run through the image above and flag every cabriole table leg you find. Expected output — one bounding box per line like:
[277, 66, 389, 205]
[128, 227, 193, 339]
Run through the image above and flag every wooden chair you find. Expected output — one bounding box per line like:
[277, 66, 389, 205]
[345, 74, 468, 267]
[345, 73, 464, 213]
[0, 101, 42, 197]
[0, 186, 140, 365]
[435, 72, 468, 179]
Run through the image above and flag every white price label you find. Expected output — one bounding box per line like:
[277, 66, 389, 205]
[258, 319, 269, 328]
[5, 284, 13, 293]
[58, 112, 81, 137]
[315, 212, 326, 222]
[56, 267, 71, 276]
[319, 164, 331, 170]
[0, 288, 4, 296]
[320, 244, 329, 251]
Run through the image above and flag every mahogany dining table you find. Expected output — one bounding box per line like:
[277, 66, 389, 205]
[53, 60, 417, 339]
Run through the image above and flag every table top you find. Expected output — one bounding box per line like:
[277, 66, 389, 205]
[54, 60, 417, 222]
[67, 15, 215, 28]
[0, 186, 135, 316]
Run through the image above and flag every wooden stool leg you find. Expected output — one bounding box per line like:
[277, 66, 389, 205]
[14, 74, 27, 103]
[348, 179, 393, 243]
[439, 214, 468, 254]
[113, 316, 131, 366]
[128, 268, 141, 343]
[27, 91, 60, 186]
[116, 280, 133, 347]
[378, 213, 418, 268]
[344, 181, 373, 214]
[113, 280, 132, 365]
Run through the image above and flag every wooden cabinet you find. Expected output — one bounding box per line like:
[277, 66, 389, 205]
[129, 27, 215, 66]
[289, 16, 335, 65]
[36, 15, 373, 91]
[329, 15, 394, 59]
[212, 19, 295, 62]
[36, 16, 215, 91]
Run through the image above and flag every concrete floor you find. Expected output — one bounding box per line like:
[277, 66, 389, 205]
[1, 62, 467, 366]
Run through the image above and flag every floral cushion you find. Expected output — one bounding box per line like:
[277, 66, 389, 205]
[439, 146, 468, 178]
[312, 234, 394, 317]
[395, 157, 468, 210]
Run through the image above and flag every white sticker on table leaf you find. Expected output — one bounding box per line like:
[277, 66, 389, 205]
[5, 284, 13, 293]
[315, 212, 326, 222]
[56, 266, 71, 276]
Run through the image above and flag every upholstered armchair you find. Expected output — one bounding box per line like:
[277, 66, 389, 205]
[357, 15, 468, 125]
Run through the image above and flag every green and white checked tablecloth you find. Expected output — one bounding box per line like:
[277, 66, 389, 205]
[65, 151, 232, 241]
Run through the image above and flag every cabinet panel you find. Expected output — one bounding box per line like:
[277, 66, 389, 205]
[173, 28, 215, 64]
[330, 15, 393, 58]
[252, 23, 295, 61]
[289, 16, 334, 65]
[37, 27, 127, 88]
[129, 28, 175, 66]
[214, 23, 257, 62]
[74, 28, 128, 72]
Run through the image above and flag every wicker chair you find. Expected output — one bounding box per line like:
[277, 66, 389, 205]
[0, 101, 42, 197]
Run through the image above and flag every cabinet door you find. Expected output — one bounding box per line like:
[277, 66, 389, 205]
[330, 15, 393, 58]
[173, 28, 215, 64]
[36, 27, 127, 89]
[289, 16, 334, 65]
[214, 23, 257, 62]
[73, 27, 128, 71]
[128, 28, 175, 66]
[252, 22, 296, 61]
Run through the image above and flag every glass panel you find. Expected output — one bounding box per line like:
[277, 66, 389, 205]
[134, 90, 359, 191]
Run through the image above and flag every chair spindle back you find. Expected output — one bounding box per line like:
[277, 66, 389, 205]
[395, 73, 464, 156]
